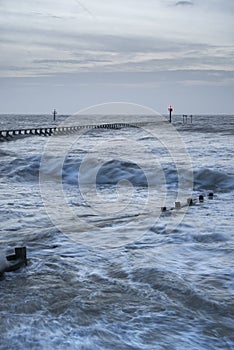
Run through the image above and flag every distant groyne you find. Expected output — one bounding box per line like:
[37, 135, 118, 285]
[0, 122, 149, 141]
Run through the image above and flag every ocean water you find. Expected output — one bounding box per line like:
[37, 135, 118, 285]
[0, 112, 233, 349]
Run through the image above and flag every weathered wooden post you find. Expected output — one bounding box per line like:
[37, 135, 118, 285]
[2, 247, 28, 274]
[53, 109, 57, 121]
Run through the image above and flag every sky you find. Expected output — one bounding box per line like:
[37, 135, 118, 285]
[0, 0, 233, 114]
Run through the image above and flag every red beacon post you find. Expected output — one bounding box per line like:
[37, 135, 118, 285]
[168, 105, 173, 123]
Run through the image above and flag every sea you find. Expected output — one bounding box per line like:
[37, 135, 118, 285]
[0, 109, 233, 350]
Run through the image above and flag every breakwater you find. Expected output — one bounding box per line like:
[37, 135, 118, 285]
[0, 122, 147, 141]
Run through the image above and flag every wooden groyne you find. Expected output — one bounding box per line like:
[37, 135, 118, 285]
[0, 122, 148, 141]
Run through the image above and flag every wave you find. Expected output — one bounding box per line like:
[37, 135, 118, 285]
[88, 159, 148, 186]
[131, 267, 231, 316]
[0, 149, 16, 157]
[38, 160, 234, 193]
[41, 157, 161, 187]
[2, 154, 234, 192]
[0, 155, 41, 182]
[193, 167, 234, 192]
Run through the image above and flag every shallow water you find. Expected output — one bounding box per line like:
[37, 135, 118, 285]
[0, 114, 233, 349]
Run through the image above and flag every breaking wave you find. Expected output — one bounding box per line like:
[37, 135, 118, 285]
[193, 167, 234, 192]
[1, 154, 234, 192]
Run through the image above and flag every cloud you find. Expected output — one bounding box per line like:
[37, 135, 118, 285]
[175, 1, 194, 6]
[33, 59, 112, 65]
[1, 20, 233, 79]
[0, 0, 233, 114]
[0, 0, 233, 81]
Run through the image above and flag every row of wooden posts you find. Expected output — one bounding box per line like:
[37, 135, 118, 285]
[0, 115, 193, 140]
[0, 122, 148, 140]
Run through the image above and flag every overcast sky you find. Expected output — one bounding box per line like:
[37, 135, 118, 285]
[0, 0, 233, 114]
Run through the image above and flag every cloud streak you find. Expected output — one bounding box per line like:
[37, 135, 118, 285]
[175, 1, 194, 6]
[74, 0, 95, 18]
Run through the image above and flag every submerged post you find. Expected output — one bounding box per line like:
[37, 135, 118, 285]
[168, 105, 173, 123]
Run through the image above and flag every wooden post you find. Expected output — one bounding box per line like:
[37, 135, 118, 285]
[15, 247, 27, 265]
[53, 109, 57, 121]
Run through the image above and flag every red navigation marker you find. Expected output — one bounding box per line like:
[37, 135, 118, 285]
[168, 105, 173, 123]
[168, 105, 173, 111]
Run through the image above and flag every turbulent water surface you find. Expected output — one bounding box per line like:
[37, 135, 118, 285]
[0, 113, 233, 349]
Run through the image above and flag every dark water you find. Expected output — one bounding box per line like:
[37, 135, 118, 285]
[0, 113, 233, 349]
